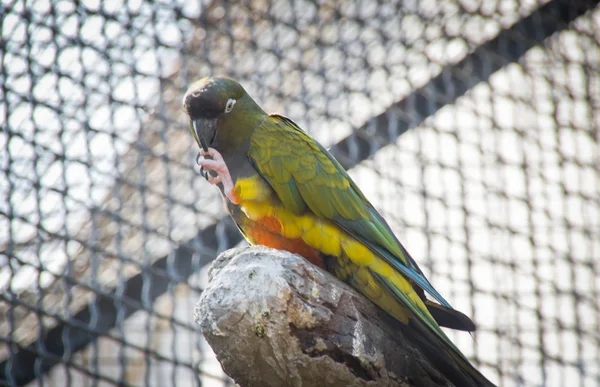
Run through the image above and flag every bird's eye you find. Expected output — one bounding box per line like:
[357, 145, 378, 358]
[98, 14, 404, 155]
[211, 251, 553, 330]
[224, 98, 236, 113]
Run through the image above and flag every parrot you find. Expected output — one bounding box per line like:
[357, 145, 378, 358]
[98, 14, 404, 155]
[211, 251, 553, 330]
[183, 76, 496, 387]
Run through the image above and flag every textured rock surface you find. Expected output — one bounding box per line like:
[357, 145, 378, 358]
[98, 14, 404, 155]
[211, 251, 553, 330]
[195, 246, 453, 387]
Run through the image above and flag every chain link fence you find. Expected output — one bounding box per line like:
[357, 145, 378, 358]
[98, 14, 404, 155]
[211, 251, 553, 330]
[1, 0, 599, 386]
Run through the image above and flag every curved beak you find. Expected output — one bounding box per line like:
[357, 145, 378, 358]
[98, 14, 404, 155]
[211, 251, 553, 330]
[191, 118, 217, 151]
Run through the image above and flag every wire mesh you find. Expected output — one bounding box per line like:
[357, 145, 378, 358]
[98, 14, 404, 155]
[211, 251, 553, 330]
[1, 0, 599, 386]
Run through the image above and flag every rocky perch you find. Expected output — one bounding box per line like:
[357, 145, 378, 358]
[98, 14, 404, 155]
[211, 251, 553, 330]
[194, 246, 454, 387]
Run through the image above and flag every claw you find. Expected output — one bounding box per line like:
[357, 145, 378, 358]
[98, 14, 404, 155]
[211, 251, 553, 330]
[196, 152, 209, 180]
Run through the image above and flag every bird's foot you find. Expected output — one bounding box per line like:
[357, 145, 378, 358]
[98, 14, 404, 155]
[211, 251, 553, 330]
[197, 147, 240, 204]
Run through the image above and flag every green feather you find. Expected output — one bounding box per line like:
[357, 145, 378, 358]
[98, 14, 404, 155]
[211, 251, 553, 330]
[247, 114, 456, 310]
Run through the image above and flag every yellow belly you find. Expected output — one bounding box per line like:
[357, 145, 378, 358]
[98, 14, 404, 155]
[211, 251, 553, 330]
[232, 176, 429, 324]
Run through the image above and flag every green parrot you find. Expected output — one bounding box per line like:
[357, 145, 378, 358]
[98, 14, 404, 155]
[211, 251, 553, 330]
[184, 76, 496, 387]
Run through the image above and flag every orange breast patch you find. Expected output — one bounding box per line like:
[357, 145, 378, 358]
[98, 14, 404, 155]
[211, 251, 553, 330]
[244, 215, 324, 268]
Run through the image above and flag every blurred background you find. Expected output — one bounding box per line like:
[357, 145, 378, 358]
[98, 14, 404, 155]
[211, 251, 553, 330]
[1, 0, 599, 386]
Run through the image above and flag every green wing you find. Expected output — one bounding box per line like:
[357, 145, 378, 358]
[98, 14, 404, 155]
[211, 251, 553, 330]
[247, 114, 453, 309]
[247, 114, 491, 386]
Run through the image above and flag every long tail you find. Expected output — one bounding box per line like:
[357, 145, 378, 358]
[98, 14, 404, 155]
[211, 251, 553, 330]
[407, 315, 497, 387]
[372, 271, 496, 387]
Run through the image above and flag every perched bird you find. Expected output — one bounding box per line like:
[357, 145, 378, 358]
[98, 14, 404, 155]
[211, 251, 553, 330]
[183, 76, 496, 387]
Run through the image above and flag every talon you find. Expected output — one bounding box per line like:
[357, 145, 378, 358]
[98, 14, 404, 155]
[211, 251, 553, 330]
[196, 152, 210, 180]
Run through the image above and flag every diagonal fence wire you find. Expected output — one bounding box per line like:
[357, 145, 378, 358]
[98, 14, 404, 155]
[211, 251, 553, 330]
[1, 0, 599, 386]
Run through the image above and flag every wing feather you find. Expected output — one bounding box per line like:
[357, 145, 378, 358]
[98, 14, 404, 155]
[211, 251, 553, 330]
[248, 114, 453, 310]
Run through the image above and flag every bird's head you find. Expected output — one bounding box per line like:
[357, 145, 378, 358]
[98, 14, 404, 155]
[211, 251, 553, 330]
[183, 77, 266, 153]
